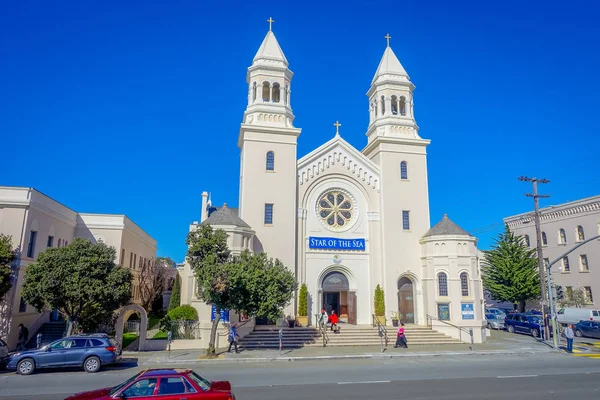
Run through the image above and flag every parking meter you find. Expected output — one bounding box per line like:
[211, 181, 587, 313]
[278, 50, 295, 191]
[278, 328, 283, 356]
[36, 333, 42, 349]
[167, 331, 172, 353]
[378, 326, 383, 337]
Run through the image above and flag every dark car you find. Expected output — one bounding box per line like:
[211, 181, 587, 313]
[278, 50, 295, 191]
[505, 313, 544, 337]
[574, 320, 600, 339]
[65, 368, 235, 400]
[6, 334, 120, 375]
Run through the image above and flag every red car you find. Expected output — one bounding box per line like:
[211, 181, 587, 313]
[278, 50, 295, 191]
[65, 368, 235, 400]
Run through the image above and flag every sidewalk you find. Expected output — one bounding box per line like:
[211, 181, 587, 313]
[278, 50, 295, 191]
[126, 330, 558, 366]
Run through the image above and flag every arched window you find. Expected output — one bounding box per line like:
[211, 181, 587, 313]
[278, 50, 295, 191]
[400, 161, 408, 180]
[399, 96, 407, 116]
[381, 95, 386, 115]
[374, 100, 378, 117]
[577, 225, 585, 241]
[266, 151, 275, 171]
[460, 272, 469, 296]
[262, 81, 271, 102]
[272, 82, 281, 103]
[524, 234, 530, 247]
[438, 273, 448, 296]
[391, 95, 398, 115]
[252, 82, 257, 102]
[542, 232, 547, 246]
[559, 228, 567, 244]
[284, 85, 288, 105]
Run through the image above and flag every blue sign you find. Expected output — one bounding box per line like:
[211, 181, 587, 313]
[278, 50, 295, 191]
[461, 303, 474, 320]
[309, 237, 366, 251]
[211, 305, 230, 322]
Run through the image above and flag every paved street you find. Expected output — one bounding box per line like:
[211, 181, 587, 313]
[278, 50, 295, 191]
[2, 353, 600, 399]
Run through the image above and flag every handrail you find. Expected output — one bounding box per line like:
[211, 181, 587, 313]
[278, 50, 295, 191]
[29, 311, 50, 337]
[426, 314, 476, 349]
[372, 314, 389, 347]
[218, 317, 254, 337]
[314, 313, 328, 347]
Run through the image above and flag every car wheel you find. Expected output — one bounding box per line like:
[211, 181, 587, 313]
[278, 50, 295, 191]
[16, 358, 35, 375]
[83, 356, 101, 373]
[531, 329, 540, 338]
[576, 329, 583, 338]
[507, 325, 515, 333]
[487, 323, 492, 329]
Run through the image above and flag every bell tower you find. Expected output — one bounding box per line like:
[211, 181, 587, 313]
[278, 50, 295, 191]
[238, 19, 301, 274]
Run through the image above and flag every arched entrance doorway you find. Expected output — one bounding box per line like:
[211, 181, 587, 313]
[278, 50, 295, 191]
[321, 271, 356, 324]
[398, 277, 415, 324]
[115, 304, 148, 352]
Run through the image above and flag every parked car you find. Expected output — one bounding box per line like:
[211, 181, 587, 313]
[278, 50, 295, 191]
[0, 338, 9, 368]
[574, 321, 600, 339]
[65, 368, 235, 400]
[557, 307, 600, 326]
[505, 313, 544, 337]
[485, 308, 506, 318]
[485, 313, 506, 330]
[498, 308, 515, 315]
[6, 334, 121, 375]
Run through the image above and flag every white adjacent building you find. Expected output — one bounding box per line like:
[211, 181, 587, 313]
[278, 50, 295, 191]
[0, 186, 157, 350]
[179, 27, 487, 342]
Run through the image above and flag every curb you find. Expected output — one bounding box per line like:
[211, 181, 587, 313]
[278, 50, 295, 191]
[135, 349, 558, 366]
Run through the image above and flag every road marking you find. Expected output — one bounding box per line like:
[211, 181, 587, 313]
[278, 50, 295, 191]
[338, 380, 391, 385]
[497, 374, 538, 379]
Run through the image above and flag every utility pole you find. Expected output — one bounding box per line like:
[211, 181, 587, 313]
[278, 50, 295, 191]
[519, 176, 550, 339]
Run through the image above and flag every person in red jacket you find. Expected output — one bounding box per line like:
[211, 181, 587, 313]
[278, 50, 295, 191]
[330, 310, 339, 333]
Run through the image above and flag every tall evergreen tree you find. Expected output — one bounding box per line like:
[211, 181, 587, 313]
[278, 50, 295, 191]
[482, 225, 541, 312]
[168, 275, 181, 312]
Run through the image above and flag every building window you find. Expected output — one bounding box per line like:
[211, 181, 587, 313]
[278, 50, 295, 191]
[580, 255, 589, 272]
[524, 234, 530, 247]
[562, 256, 570, 272]
[400, 161, 408, 180]
[584, 286, 594, 303]
[129, 252, 133, 268]
[542, 232, 547, 246]
[266, 151, 275, 171]
[27, 230, 37, 258]
[272, 82, 281, 103]
[559, 228, 567, 244]
[64, 241, 68, 246]
[438, 273, 448, 296]
[121, 249, 125, 265]
[437, 303, 450, 320]
[19, 297, 27, 313]
[460, 272, 469, 297]
[317, 190, 353, 228]
[264, 203, 274, 225]
[133, 254, 137, 269]
[47, 236, 54, 248]
[402, 210, 410, 230]
[262, 81, 271, 102]
[577, 225, 585, 241]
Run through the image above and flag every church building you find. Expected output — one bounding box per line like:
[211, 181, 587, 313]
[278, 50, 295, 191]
[180, 25, 487, 343]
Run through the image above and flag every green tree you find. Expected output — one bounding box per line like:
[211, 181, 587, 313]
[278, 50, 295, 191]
[558, 287, 587, 308]
[0, 234, 16, 300]
[187, 224, 296, 356]
[374, 284, 385, 316]
[21, 238, 133, 335]
[298, 284, 308, 317]
[482, 226, 541, 312]
[168, 275, 181, 311]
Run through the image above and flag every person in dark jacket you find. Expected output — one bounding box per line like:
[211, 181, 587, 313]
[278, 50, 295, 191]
[17, 324, 29, 351]
[227, 324, 240, 353]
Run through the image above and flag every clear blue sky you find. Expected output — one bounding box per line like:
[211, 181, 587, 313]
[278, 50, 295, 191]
[2, 1, 599, 261]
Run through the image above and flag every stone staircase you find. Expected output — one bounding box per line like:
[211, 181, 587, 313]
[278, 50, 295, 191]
[26, 321, 66, 349]
[238, 324, 461, 349]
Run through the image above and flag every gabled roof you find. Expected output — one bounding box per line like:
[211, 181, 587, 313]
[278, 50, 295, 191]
[253, 31, 288, 66]
[423, 214, 471, 238]
[201, 204, 251, 229]
[372, 46, 409, 84]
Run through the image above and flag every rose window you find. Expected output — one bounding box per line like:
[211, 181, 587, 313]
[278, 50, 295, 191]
[318, 190, 354, 228]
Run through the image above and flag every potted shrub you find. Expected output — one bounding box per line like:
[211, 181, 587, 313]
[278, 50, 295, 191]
[297, 284, 309, 327]
[286, 315, 296, 328]
[390, 311, 400, 327]
[374, 284, 386, 326]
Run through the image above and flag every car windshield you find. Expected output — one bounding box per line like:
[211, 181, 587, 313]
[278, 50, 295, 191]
[109, 373, 141, 395]
[529, 317, 542, 324]
[189, 372, 212, 391]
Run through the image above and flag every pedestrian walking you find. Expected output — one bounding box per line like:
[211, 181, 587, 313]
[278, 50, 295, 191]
[17, 323, 29, 351]
[394, 322, 408, 348]
[564, 324, 575, 353]
[330, 310, 339, 333]
[319, 308, 328, 330]
[227, 323, 240, 354]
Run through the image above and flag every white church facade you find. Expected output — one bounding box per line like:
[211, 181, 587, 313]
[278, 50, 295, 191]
[180, 26, 487, 343]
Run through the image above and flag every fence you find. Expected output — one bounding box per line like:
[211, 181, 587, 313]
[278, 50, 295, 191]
[124, 321, 140, 333]
[163, 320, 201, 340]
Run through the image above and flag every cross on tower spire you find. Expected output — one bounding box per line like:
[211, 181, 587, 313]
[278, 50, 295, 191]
[333, 120, 342, 136]
[267, 17, 274, 31]
[385, 33, 391, 47]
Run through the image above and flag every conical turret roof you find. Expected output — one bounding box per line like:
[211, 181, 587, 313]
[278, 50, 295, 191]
[423, 214, 471, 238]
[372, 46, 409, 84]
[253, 31, 288, 66]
